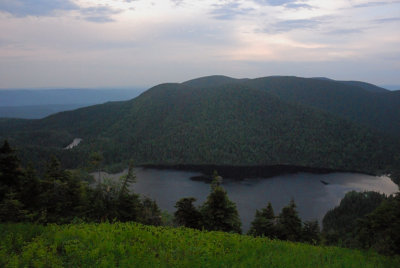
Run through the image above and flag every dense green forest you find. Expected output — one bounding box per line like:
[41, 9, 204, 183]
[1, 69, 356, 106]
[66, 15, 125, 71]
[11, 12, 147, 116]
[1, 75, 400, 264]
[245, 76, 400, 137]
[1, 140, 400, 259]
[185, 75, 400, 136]
[1, 140, 400, 268]
[322, 191, 400, 255]
[1, 76, 399, 178]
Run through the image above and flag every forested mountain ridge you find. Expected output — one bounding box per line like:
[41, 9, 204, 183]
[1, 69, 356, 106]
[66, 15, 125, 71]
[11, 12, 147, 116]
[0, 77, 399, 175]
[337, 80, 389, 93]
[242, 76, 400, 137]
[312, 77, 389, 93]
[182, 75, 248, 88]
[183, 75, 399, 136]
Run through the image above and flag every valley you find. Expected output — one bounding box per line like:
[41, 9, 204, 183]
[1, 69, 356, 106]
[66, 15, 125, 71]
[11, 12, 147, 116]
[1, 76, 399, 179]
[2, 1, 400, 265]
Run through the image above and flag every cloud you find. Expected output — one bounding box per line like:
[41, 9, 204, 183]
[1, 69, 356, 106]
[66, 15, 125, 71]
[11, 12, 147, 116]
[264, 18, 321, 33]
[210, 2, 254, 20]
[284, 3, 313, 9]
[80, 6, 122, 23]
[0, 0, 78, 17]
[373, 17, 400, 23]
[171, 0, 185, 6]
[1, 0, 400, 88]
[0, 0, 123, 24]
[324, 28, 364, 35]
[252, 0, 313, 9]
[353, 1, 392, 8]
[253, 0, 295, 6]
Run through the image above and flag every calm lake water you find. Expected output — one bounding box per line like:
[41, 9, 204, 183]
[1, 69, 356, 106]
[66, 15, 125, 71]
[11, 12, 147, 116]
[96, 168, 398, 231]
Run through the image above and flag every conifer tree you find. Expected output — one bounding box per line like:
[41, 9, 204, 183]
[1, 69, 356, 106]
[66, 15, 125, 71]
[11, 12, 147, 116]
[140, 197, 162, 226]
[276, 199, 302, 242]
[19, 163, 41, 214]
[117, 161, 141, 222]
[0, 140, 23, 201]
[174, 197, 202, 229]
[39, 156, 82, 223]
[0, 192, 27, 222]
[302, 220, 321, 245]
[0, 140, 28, 222]
[248, 202, 276, 238]
[200, 172, 241, 233]
[119, 160, 136, 199]
[89, 151, 103, 184]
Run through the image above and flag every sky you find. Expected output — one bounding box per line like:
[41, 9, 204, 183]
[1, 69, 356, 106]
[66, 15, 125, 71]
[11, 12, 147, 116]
[0, 0, 399, 89]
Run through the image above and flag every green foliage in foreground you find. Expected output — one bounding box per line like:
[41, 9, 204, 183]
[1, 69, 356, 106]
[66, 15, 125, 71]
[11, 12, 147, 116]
[322, 191, 388, 248]
[1, 222, 399, 268]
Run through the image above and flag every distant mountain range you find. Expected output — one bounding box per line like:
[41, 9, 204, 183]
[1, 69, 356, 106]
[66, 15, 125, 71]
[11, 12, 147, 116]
[382, 85, 400, 91]
[0, 104, 91, 119]
[0, 76, 399, 175]
[0, 88, 144, 119]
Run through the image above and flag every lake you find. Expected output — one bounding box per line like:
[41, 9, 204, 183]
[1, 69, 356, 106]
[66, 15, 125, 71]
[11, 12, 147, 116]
[95, 168, 398, 231]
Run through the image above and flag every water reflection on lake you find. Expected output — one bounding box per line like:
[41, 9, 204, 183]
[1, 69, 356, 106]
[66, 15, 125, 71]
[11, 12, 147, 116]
[96, 169, 398, 231]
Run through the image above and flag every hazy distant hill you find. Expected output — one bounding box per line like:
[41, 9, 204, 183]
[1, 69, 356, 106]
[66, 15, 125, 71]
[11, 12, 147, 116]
[0, 88, 144, 106]
[0, 88, 144, 119]
[1, 77, 398, 174]
[381, 85, 400, 91]
[0, 104, 92, 119]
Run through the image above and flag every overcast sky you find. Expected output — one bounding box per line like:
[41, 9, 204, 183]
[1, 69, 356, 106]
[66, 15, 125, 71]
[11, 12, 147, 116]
[0, 0, 399, 89]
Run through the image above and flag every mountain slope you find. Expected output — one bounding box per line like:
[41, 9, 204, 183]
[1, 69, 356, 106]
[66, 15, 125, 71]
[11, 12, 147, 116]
[312, 77, 389, 93]
[182, 75, 246, 88]
[337, 80, 389, 93]
[242, 76, 400, 137]
[1, 80, 398, 174]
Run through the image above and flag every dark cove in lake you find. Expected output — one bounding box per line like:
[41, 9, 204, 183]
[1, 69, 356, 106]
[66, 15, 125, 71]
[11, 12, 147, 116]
[95, 168, 398, 231]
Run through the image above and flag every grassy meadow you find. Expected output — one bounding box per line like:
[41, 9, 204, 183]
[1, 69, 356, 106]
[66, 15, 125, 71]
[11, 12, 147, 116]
[1, 222, 398, 267]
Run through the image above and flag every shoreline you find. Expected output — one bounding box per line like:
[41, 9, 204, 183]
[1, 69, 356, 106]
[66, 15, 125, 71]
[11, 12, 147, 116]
[139, 164, 372, 180]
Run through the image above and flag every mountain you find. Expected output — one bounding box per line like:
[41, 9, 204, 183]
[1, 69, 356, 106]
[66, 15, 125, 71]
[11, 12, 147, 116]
[0, 104, 92, 119]
[181, 75, 400, 136]
[312, 77, 389, 93]
[0, 88, 144, 107]
[1, 77, 399, 174]
[382, 85, 400, 91]
[239, 76, 400, 137]
[337, 81, 389, 93]
[182, 75, 248, 88]
[0, 88, 145, 119]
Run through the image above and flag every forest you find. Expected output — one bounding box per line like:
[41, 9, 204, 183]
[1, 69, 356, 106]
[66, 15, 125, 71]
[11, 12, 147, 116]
[1, 76, 400, 180]
[1, 139, 399, 263]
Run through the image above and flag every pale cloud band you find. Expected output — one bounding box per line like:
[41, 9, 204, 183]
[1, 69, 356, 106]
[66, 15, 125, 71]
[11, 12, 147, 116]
[0, 0, 78, 17]
[0, 0, 399, 88]
[0, 0, 122, 23]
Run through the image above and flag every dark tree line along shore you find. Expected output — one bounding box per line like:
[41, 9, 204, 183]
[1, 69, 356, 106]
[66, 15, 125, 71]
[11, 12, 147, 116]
[1, 140, 399, 256]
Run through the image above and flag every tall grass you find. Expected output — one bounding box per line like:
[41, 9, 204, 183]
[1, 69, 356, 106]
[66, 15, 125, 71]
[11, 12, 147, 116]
[1, 222, 398, 267]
